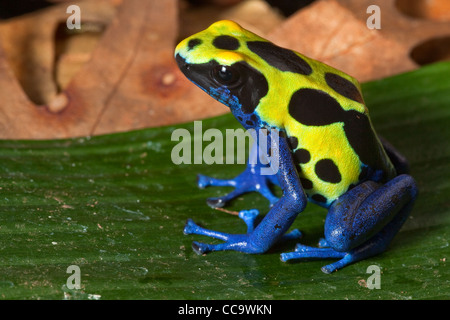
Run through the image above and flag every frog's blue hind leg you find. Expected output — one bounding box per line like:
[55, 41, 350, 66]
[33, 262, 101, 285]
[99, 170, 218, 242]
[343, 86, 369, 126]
[281, 174, 418, 273]
[197, 142, 279, 208]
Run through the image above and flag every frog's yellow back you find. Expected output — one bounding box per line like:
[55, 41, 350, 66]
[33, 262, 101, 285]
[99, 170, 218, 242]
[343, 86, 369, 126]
[175, 20, 395, 206]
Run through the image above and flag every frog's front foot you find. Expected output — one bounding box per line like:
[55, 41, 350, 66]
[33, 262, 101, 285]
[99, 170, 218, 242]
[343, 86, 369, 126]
[197, 165, 279, 208]
[184, 209, 302, 254]
[197, 140, 281, 208]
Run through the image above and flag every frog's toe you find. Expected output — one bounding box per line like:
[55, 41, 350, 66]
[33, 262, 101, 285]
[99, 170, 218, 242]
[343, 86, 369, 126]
[294, 243, 318, 252]
[205, 181, 277, 208]
[189, 233, 264, 254]
[320, 256, 353, 274]
[238, 209, 259, 233]
[205, 186, 247, 208]
[183, 218, 231, 242]
[197, 160, 279, 208]
[280, 246, 346, 264]
[192, 241, 211, 255]
[318, 238, 329, 248]
[197, 174, 209, 189]
[281, 229, 303, 242]
[196, 174, 237, 189]
[281, 244, 378, 273]
[183, 218, 198, 235]
[238, 209, 259, 221]
[192, 240, 228, 255]
[206, 197, 226, 208]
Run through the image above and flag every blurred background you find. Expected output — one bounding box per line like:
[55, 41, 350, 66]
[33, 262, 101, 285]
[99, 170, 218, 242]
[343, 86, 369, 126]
[0, 0, 449, 139]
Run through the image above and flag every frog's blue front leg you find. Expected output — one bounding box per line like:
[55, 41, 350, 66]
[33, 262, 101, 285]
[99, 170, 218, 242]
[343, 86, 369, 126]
[184, 133, 306, 254]
[281, 174, 418, 273]
[197, 141, 279, 208]
[184, 209, 302, 253]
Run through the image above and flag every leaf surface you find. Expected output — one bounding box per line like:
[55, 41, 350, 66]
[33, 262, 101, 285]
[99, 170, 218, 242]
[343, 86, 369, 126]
[0, 62, 449, 300]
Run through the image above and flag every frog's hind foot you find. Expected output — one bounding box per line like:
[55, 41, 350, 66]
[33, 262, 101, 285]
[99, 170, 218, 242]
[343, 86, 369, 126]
[280, 245, 348, 274]
[281, 174, 418, 273]
[281, 244, 370, 274]
[281, 219, 411, 274]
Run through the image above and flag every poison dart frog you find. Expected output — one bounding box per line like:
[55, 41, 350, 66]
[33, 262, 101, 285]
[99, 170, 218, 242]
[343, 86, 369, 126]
[174, 20, 418, 273]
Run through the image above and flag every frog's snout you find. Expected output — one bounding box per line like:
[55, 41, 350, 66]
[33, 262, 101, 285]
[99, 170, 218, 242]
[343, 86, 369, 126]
[175, 54, 190, 74]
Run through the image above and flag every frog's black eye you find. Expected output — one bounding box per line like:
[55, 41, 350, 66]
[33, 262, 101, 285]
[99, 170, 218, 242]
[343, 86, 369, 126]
[212, 65, 241, 86]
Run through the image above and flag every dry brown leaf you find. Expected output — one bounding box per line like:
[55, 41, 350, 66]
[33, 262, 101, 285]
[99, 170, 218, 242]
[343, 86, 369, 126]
[0, 0, 449, 139]
[271, 0, 450, 81]
[0, 0, 227, 139]
[268, 0, 449, 81]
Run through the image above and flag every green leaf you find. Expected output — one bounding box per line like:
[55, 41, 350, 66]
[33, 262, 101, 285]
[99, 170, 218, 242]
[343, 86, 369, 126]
[1, 62, 449, 300]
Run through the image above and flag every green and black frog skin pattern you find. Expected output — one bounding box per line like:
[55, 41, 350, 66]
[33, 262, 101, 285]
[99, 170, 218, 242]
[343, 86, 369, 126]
[174, 20, 418, 273]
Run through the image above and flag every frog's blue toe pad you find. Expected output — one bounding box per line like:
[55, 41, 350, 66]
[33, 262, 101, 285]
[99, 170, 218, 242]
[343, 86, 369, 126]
[206, 197, 226, 208]
[197, 174, 218, 189]
[191, 240, 225, 255]
[238, 208, 259, 221]
[318, 238, 330, 248]
[238, 209, 259, 232]
[183, 218, 199, 235]
[283, 229, 303, 242]
[192, 241, 209, 255]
